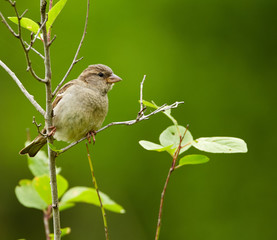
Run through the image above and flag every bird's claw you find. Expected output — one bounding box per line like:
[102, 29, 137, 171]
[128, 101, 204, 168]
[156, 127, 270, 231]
[48, 126, 56, 137]
[87, 131, 96, 144]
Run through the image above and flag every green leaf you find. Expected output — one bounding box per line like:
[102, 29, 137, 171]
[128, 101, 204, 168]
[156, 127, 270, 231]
[15, 179, 48, 210]
[159, 125, 193, 155]
[50, 227, 71, 239]
[60, 187, 125, 214]
[192, 137, 248, 153]
[8, 17, 40, 35]
[33, 175, 68, 205]
[26, 145, 61, 176]
[142, 100, 158, 109]
[46, 0, 67, 32]
[142, 100, 178, 125]
[59, 202, 75, 212]
[139, 140, 173, 152]
[177, 154, 209, 168]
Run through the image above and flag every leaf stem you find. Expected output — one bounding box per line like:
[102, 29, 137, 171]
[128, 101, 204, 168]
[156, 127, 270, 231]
[86, 143, 109, 240]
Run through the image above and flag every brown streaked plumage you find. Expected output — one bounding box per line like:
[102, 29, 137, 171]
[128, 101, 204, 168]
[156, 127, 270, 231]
[20, 64, 122, 157]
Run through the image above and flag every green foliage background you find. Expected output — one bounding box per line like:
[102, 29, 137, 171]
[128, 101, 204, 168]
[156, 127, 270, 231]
[0, 0, 276, 239]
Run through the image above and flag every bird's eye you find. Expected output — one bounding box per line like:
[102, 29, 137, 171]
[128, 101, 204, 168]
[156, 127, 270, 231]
[98, 72, 104, 77]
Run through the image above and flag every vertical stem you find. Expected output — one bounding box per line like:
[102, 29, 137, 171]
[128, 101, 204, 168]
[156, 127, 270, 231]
[155, 132, 185, 240]
[47, 0, 53, 42]
[40, 1, 61, 240]
[86, 144, 109, 240]
[155, 150, 179, 240]
[43, 205, 52, 240]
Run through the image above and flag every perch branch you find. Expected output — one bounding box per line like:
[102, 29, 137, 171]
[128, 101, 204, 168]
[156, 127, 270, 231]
[58, 75, 184, 154]
[52, 0, 90, 97]
[0, 60, 45, 116]
[86, 144, 109, 240]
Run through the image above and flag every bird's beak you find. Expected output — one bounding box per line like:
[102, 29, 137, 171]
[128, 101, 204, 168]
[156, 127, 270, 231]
[106, 74, 122, 83]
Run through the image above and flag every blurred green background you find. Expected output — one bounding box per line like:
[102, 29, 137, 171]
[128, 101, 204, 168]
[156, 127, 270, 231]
[0, 0, 276, 239]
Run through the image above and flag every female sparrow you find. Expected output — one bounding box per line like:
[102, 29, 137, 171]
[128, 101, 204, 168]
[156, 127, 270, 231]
[20, 64, 122, 157]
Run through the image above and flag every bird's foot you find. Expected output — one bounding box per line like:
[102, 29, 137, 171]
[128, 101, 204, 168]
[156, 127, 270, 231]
[48, 126, 56, 137]
[87, 131, 97, 145]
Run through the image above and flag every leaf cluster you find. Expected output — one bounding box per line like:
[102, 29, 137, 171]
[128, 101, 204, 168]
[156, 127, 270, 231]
[15, 144, 125, 239]
[139, 100, 247, 168]
[8, 0, 67, 39]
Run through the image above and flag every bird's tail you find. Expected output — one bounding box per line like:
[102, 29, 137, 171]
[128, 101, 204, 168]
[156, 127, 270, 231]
[20, 134, 47, 157]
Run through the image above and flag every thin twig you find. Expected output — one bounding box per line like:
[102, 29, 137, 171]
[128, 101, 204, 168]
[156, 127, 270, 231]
[47, 0, 53, 42]
[0, 60, 46, 116]
[154, 125, 189, 240]
[0, 11, 18, 37]
[59, 100, 184, 154]
[24, 41, 45, 59]
[52, 0, 90, 97]
[27, 16, 48, 51]
[43, 205, 52, 240]
[47, 35, 56, 47]
[86, 143, 109, 240]
[58, 75, 183, 154]
[137, 75, 147, 119]
[4, 0, 46, 83]
[32, 116, 47, 136]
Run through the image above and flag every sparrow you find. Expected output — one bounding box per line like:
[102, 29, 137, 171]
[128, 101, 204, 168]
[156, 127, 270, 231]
[20, 64, 122, 157]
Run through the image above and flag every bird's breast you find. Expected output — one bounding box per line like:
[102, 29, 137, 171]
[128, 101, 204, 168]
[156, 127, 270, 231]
[53, 86, 108, 142]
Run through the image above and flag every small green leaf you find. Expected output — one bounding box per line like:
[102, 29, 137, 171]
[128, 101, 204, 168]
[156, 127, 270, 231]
[60, 187, 125, 214]
[159, 125, 193, 155]
[46, 0, 67, 32]
[139, 140, 173, 152]
[8, 17, 40, 34]
[142, 100, 178, 125]
[177, 154, 209, 168]
[50, 227, 71, 239]
[25, 143, 61, 176]
[33, 175, 68, 205]
[15, 179, 48, 210]
[142, 100, 158, 109]
[193, 137, 248, 153]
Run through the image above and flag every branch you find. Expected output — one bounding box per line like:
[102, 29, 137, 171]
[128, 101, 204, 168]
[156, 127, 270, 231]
[52, 0, 90, 97]
[40, 0, 60, 239]
[43, 206, 52, 240]
[0, 11, 18, 37]
[0, 60, 45, 116]
[2, 1, 46, 83]
[58, 75, 184, 155]
[24, 41, 45, 60]
[86, 144, 109, 240]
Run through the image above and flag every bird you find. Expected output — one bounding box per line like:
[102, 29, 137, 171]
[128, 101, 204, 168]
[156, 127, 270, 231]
[20, 64, 122, 157]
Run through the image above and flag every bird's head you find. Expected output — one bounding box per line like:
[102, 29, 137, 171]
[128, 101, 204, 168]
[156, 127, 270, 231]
[78, 64, 122, 94]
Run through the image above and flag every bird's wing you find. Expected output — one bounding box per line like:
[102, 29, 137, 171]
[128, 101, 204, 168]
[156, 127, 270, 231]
[52, 81, 75, 108]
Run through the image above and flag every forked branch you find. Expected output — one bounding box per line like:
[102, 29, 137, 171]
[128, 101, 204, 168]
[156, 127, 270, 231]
[0, 1, 46, 83]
